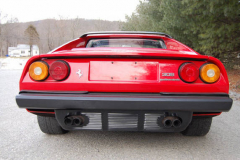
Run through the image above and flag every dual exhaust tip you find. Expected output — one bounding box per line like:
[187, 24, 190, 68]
[162, 116, 182, 128]
[64, 115, 89, 127]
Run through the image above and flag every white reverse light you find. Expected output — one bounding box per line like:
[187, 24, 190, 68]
[34, 67, 42, 75]
[207, 69, 215, 78]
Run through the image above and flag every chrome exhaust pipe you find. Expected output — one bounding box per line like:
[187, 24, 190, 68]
[163, 118, 173, 128]
[161, 115, 182, 128]
[72, 117, 83, 126]
[172, 118, 182, 128]
[64, 114, 89, 127]
[64, 117, 73, 125]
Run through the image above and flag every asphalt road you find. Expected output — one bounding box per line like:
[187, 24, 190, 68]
[0, 70, 239, 160]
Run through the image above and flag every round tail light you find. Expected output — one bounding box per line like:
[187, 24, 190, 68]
[200, 63, 220, 83]
[179, 63, 199, 83]
[29, 61, 49, 81]
[49, 60, 70, 81]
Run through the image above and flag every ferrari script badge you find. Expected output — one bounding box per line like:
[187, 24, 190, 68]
[76, 69, 83, 78]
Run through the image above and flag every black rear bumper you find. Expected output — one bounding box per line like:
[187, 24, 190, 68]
[16, 93, 232, 112]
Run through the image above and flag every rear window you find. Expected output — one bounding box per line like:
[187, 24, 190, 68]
[86, 39, 166, 49]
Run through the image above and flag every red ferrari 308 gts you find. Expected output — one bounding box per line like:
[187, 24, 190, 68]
[16, 31, 233, 136]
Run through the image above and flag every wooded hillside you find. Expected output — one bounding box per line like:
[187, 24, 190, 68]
[0, 16, 121, 55]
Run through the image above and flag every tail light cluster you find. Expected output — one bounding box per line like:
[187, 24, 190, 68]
[29, 60, 70, 81]
[200, 64, 220, 83]
[179, 62, 220, 83]
[179, 63, 199, 83]
[29, 61, 49, 81]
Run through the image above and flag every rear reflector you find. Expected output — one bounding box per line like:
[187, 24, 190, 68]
[179, 63, 199, 83]
[49, 60, 70, 81]
[193, 112, 221, 116]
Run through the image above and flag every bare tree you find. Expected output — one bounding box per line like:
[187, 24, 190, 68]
[0, 11, 8, 56]
[94, 19, 107, 31]
[41, 20, 55, 51]
[1, 15, 19, 56]
[70, 17, 82, 39]
[56, 15, 68, 45]
[24, 25, 39, 56]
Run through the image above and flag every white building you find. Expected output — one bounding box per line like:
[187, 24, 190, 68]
[8, 44, 39, 57]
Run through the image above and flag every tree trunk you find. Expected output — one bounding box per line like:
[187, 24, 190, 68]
[0, 41, 2, 57]
[5, 42, 8, 56]
[30, 45, 32, 57]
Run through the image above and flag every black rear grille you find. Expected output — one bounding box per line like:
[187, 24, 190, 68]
[56, 110, 192, 132]
[108, 113, 138, 131]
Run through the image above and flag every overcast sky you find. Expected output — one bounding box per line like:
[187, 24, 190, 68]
[0, 0, 140, 22]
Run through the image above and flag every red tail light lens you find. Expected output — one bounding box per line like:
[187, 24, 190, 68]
[49, 60, 70, 81]
[179, 63, 199, 83]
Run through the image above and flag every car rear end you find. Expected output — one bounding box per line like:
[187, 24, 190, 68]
[16, 32, 232, 136]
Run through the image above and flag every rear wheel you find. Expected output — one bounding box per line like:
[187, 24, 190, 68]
[37, 116, 68, 134]
[181, 117, 212, 136]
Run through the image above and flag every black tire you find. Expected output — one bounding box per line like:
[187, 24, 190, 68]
[37, 116, 68, 134]
[181, 117, 212, 136]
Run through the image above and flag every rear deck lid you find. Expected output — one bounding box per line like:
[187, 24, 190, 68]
[45, 48, 208, 60]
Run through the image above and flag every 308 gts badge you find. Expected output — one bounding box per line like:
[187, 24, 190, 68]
[161, 73, 179, 81]
[76, 69, 83, 78]
[162, 73, 174, 77]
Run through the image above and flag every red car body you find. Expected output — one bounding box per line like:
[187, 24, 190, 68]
[16, 32, 232, 136]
